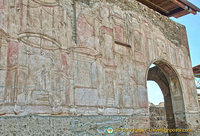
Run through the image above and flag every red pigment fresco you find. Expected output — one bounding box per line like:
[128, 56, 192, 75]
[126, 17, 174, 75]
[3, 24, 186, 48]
[60, 52, 69, 73]
[115, 25, 124, 42]
[160, 64, 175, 77]
[0, 0, 5, 10]
[7, 41, 18, 66]
[77, 17, 94, 45]
[138, 87, 148, 108]
[101, 26, 113, 35]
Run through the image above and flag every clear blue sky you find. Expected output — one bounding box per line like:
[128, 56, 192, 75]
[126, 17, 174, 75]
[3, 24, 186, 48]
[148, 0, 200, 105]
[171, 0, 200, 67]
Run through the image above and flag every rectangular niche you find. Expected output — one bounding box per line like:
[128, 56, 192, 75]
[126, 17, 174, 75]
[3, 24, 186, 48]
[74, 53, 97, 88]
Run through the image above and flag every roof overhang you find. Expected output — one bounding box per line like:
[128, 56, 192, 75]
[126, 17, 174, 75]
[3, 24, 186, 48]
[193, 65, 200, 78]
[136, 0, 200, 18]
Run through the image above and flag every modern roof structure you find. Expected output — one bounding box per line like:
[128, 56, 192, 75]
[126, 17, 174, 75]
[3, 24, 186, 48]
[193, 65, 200, 78]
[136, 0, 200, 18]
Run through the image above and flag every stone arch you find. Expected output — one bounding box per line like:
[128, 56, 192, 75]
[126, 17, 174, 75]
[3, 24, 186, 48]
[146, 59, 187, 130]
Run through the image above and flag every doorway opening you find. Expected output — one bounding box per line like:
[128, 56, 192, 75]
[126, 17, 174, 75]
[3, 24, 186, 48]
[147, 80, 167, 128]
[146, 60, 187, 135]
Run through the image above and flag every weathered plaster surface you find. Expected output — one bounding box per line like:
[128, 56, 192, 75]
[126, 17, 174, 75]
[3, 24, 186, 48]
[0, 0, 199, 135]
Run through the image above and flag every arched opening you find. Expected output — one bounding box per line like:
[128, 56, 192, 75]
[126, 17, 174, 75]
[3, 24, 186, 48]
[147, 80, 164, 105]
[147, 80, 167, 129]
[146, 60, 187, 135]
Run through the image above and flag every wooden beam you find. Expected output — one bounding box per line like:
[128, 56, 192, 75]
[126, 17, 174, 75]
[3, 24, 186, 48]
[170, 10, 189, 18]
[193, 65, 200, 70]
[136, 0, 169, 14]
[194, 69, 200, 74]
[115, 41, 131, 48]
[169, 0, 196, 15]
[179, 0, 200, 12]
[167, 7, 183, 16]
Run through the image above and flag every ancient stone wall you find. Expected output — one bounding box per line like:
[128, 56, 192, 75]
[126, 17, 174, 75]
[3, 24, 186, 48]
[0, 0, 199, 135]
[149, 105, 167, 129]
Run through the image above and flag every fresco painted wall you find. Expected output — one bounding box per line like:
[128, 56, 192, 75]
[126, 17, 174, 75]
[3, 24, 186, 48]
[0, 0, 199, 135]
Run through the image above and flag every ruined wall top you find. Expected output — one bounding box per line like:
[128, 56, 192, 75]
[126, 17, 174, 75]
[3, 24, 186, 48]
[75, 0, 188, 48]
